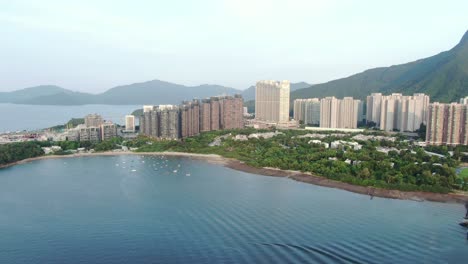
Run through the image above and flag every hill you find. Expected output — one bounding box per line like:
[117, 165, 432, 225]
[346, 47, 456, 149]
[292, 30, 468, 103]
[0, 85, 72, 103]
[1, 80, 241, 105]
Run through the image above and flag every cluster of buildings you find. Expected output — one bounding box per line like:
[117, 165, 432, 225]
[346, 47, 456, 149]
[292, 90, 467, 146]
[65, 114, 118, 142]
[366, 93, 430, 132]
[139, 95, 243, 139]
[293, 97, 364, 129]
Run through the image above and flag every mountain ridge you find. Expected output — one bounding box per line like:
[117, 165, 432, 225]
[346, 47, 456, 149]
[0, 80, 243, 105]
[291, 30, 468, 103]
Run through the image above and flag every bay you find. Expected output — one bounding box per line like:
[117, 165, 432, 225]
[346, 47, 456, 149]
[0, 155, 466, 263]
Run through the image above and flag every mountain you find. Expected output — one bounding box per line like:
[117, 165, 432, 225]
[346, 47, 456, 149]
[95, 80, 240, 105]
[292, 30, 468, 103]
[0, 85, 72, 103]
[1, 80, 242, 105]
[241, 82, 311, 101]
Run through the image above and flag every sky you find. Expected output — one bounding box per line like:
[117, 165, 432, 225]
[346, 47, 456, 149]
[0, 0, 467, 93]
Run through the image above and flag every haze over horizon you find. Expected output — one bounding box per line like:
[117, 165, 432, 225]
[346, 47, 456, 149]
[1, 0, 467, 93]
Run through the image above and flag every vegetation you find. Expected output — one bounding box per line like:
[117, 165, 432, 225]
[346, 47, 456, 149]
[0, 142, 45, 166]
[128, 129, 466, 193]
[49, 118, 85, 131]
[2, 128, 467, 194]
[460, 168, 468, 178]
[291, 31, 468, 103]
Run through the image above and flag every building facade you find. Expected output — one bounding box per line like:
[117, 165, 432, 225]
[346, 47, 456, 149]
[370, 93, 430, 132]
[461, 96, 468, 105]
[320, 97, 361, 129]
[366, 93, 383, 125]
[125, 115, 135, 132]
[426, 102, 468, 146]
[139, 95, 244, 140]
[79, 126, 100, 142]
[84, 114, 104, 127]
[255, 80, 290, 123]
[100, 122, 117, 141]
[293, 98, 320, 125]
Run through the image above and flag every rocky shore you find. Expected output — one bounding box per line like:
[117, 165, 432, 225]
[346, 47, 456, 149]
[1, 151, 467, 204]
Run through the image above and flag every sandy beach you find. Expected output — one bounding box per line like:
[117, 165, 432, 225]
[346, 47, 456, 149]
[1, 151, 467, 204]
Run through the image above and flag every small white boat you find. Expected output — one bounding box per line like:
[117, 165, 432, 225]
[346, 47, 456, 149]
[131, 169, 137, 172]
[173, 170, 178, 173]
[186, 173, 191, 177]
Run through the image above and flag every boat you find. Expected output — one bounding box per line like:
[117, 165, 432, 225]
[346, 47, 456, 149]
[460, 219, 468, 228]
[186, 173, 191, 176]
[131, 169, 137, 172]
[173, 170, 178, 173]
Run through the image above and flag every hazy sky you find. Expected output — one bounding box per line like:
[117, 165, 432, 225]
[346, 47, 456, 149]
[1, 0, 467, 93]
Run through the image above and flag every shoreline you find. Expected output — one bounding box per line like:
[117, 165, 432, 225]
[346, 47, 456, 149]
[1, 151, 467, 204]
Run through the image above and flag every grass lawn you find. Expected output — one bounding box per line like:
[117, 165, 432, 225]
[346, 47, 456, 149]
[460, 168, 468, 178]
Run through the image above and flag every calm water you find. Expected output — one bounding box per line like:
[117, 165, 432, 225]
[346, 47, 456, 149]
[0, 155, 467, 263]
[0, 103, 140, 132]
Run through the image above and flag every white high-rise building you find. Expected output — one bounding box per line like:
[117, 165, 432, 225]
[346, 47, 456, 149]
[293, 98, 320, 125]
[143, 105, 154, 113]
[339, 97, 362, 129]
[320, 97, 340, 128]
[125, 115, 135, 132]
[460, 96, 468, 105]
[379, 93, 429, 132]
[320, 97, 361, 129]
[255, 80, 290, 123]
[366, 93, 382, 125]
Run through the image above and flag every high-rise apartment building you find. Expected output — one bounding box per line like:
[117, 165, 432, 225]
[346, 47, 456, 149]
[125, 115, 135, 132]
[460, 96, 468, 105]
[320, 97, 361, 129]
[221, 95, 244, 129]
[378, 93, 429, 132]
[293, 98, 320, 125]
[200, 99, 211, 132]
[320, 97, 340, 128]
[366, 93, 383, 125]
[79, 126, 100, 142]
[100, 122, 117, 141]
[210, 97, 220, 131]
[84, 114, 104, 127]
[159, 105, 180, 140]
[426, 102, 468, 146]
[255, 80, 290, 123]
[181, 100, 200, 138]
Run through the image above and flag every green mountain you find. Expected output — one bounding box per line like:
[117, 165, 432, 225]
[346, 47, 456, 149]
[241, 82, 311, 101]
[292, 30, 468, 103]
[1, 80, 241, 105]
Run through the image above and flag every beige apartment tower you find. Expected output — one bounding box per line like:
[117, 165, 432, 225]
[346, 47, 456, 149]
[426, 102, 468, 146]
[255, 80, 290, 123]
[320, 97, 361, 129]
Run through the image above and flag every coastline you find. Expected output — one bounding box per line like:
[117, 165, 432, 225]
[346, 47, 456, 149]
[1, 151, 467, 204]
